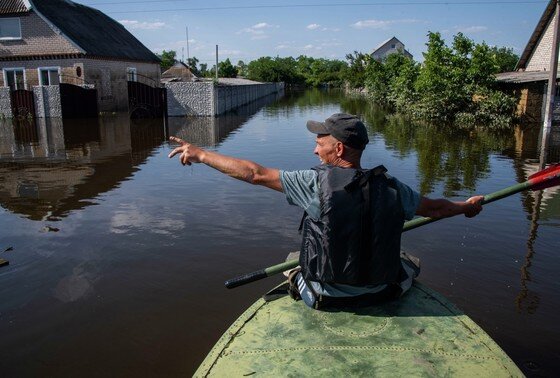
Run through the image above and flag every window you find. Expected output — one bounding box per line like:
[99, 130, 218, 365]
[0, 18, 22, 40]
[38, 67, 60, 85]
[390, 44, 396, 49]
[3, 68, 25, 90]
[127, 67, 137, 82]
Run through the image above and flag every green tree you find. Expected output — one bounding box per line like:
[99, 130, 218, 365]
[489, 46, 519, 73]
[218, 58, 237, 78]
[187, 57, 200, 76]
[158, 50, 176, 71]
[199, 63, 208, 77]
[344, 51, 371, 89]
[247, 56, 304, 84]
[237, 60, 248, 77]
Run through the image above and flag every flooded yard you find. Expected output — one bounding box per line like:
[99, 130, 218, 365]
[0, 89, 559, 376]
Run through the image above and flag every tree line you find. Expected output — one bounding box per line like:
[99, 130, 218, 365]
[157, 32, 519, 128]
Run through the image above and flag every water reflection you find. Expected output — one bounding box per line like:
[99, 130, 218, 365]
[340, 97, 512, 196]
[0, 93, 282, 221]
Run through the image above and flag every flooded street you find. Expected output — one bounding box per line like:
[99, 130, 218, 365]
[1, 89, 559, 376]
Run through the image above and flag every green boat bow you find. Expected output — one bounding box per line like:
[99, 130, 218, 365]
[195, 281, 523, 377]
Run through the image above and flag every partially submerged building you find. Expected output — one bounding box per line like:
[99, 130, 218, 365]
[496, 0, 558, 124]
[0, 0, 161, 117]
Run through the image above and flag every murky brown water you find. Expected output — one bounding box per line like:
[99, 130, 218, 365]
[1, 90, 559, 376]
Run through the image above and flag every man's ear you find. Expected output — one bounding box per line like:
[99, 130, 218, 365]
[335, 142, 344, 157]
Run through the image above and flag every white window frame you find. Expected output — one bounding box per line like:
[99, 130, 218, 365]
[127, 67, 137, 82]
[0, 17, 22, 40]
[37, 66, 61, 86]
[2, 67, 26, 90]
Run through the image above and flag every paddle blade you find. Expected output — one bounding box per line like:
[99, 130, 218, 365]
[528, 163, 560, 191]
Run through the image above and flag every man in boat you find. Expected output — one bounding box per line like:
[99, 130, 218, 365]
[169, 113, 483, 309]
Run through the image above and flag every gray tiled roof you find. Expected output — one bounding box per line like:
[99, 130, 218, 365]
[0, 0, 29, 14]
[30, 0, 159, 63]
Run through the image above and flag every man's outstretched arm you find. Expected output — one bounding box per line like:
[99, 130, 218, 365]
[168, 136, 283, 192]
[416, 196, 484, 219]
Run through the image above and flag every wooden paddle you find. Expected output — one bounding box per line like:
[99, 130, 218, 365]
[225, 163, 560, 289]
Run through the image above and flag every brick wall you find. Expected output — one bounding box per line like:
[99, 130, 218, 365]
[1, 59, 88, 88]
[526, 14, 554, 71]
[0, 12, 80, 57]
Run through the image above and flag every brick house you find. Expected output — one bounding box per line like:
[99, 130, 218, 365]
[371, 37, 413, 61]
[0, 0, 160, 113]
[496, 0, 557, 124]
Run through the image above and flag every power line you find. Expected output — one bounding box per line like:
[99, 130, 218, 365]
[83, 1, 545, 13]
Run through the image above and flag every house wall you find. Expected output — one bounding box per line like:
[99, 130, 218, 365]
[1, 58, 161, 114]
[82, 59, 161, 113]
[526, 13, 555, 71]
[511, 82, 545, 124]
[372, 39, 405, 60]
[1, 59, 86, 89]
[0, 12, 81, 57]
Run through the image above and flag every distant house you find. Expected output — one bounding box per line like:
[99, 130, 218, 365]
[161, 62, 197, 83]
[0, 0, 161, 114]
[371, 37, 413, 61]
[496, 0, 557, 124]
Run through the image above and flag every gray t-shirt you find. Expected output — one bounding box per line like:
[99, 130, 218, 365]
[279, 168, 421, 297]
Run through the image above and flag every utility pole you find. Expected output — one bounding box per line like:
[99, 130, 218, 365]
[186, 27, 190, 61]
[215, 44, 219, 81]
[541, 0, 560, 167]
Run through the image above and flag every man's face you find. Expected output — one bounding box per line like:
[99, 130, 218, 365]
[314, 134, 339, 165]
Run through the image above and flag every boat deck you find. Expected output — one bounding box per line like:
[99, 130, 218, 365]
[195, 282, 523, 377]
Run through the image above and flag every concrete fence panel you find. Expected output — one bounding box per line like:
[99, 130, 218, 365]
[0, 87, 13, 119]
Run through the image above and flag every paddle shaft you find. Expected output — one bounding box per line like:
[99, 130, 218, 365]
[225, 165, 560, 289]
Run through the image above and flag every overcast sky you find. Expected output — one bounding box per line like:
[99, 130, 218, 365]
[79, 0, 546, 65]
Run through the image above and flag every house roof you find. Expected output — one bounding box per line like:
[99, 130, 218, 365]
[0, 0, 30, 15]
[496, 70, 557, 83]
[29, 0, 159, 63]
[162, 62, 196, 79]
[372, 36, 400, 54]
[516, 0, 556, 70]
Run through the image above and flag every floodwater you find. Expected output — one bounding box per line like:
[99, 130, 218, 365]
[0, 89, 559, 376]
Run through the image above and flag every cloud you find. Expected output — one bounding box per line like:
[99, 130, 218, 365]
[252, 22, 272, 29]
[351, 19, 420, 30]
[119, 19, 165, 30]
[456, 25, 488, 33]
[220, 49, 242, 56]
[237, 22, 278, 39]
[307, 23, 321, 30]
